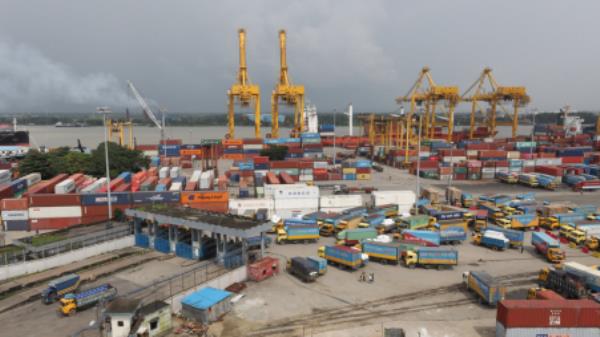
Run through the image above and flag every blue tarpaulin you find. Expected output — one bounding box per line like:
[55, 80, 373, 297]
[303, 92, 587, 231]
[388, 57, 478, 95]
[182, 287, 232, 310]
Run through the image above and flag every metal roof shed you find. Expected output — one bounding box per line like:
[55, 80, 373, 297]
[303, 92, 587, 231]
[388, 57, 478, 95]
[181, 287, 233, 324]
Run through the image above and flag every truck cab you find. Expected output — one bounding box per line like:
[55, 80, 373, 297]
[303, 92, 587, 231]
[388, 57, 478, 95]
[320, 223, 335, 237]
[547, 248, 566, 263]
[495, 218, 511, 229]
[276, 228, 287, 244]
[585, 236, 599, 251]
[559, 225, 574, 238]
[567, 229, 586, 245]
[59, 296, 78, 316]
[540, 217, 559, 230]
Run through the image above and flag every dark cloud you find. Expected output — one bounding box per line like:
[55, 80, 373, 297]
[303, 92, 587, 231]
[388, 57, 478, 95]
[0, 0, 598, 113]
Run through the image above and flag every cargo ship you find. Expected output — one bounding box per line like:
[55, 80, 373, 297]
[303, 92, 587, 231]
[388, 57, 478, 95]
[0, 119, 30, 159]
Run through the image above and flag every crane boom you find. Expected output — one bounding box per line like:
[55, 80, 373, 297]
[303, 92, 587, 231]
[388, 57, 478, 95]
[128, 80, 162, 130]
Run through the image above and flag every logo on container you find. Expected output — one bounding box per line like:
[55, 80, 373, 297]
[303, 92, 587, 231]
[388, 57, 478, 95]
[548, 309, 561, 326]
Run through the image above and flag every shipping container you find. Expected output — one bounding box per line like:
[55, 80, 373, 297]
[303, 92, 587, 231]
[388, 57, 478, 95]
[80, 192, 131, 206]
[29, 206, 82, 219]
[497, 300, 600, 328]
[29, 194, 81, 207]
[30, 217, 82, 230]
[132, 191, 180, 204]
[181, 191, 228, 204]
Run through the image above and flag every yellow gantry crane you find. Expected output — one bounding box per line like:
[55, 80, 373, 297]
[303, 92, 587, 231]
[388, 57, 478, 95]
[271, 29, 305, 138]
[396, 67, 459, 144]
[462, 67, 530, 139]
[228, 28, 261, 139]
[107, 118, 134, 150]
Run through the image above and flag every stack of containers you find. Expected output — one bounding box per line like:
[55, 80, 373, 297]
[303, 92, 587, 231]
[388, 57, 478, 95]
[21, 173, 42, 187]
[81, 192, 131, 225]
[29, 194, 82, 230]
[242, 138, 263, 157]
[0, 169, 11, 185]
[319, 194, 363, 213]
[180, 144, 203, 169]
[131, 170, 148, 192]
[341, 162, 356, 181]
[354, 160, 372, 180]
[270, 161, 299, 180]
[298, 159, 313, 182]
[301, 133, 323, 159]
[159, 139, 182, 158]
[228, 198, 274, 218]
[80, 177, 107, 194]
[1, 197, 30, 230]
[180, 191, 229, 212]
[54, 178, 76, 194]
[155, 177, 172, 191]
[253, 156, 270, 172]
[186, 170, 202, 191]
[271, 184, 319, 218]
[140, 176, 158, 191]
[313, 160, 329, 181]
[170, 167, 181, 179]
[222, 139, 244, 160]
[199, 170, 214, 190]
[159, 167, 170, 179]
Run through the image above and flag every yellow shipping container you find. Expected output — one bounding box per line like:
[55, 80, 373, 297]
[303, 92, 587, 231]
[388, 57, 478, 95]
[342, 168, 357, 174]
[357, 173, 371, 180]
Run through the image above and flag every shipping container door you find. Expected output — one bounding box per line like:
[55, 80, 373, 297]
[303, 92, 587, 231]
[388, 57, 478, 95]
[175, 242, 194, 260]
[135, 233, 150, 248]
[154, 237, 171, 253]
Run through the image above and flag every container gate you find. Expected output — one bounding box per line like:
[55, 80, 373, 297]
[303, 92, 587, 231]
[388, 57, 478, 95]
[175, 242, 194, 260]
[135, 233, 150, 248]
[154, 237, 171, 254]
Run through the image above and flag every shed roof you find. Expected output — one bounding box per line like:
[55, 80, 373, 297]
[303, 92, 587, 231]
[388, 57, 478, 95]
[182, 287, 232, 310]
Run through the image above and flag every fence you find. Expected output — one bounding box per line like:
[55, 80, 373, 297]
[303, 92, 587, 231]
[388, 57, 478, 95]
[0, 225, 132, 266]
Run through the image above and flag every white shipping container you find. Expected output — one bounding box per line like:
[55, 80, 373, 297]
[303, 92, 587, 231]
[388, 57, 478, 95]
[54, 179, 76, 194]
[81, 178, 106, 193]
[535, 158, 562, 166]
[442, 156, 467, 164]
[495, 168, 510, 173]
[242, 144, 263, 150]
[29, 206, 82, 219]
[272, 186, 319, 200]
[143, 150, 159, 157]
[169, 167, 181, 179]
[320, 195, 363, 209]
[522, 160, 535, 167]
[466, 150, 478, 156]
[299, 175, 313, 182]
[313, 161, 328, 169]
[159, 167, 170, 179]
[1, 210, 28, 221]
[229, 198, 274, 218]
[419, 151, 431, 157]
[254, 170, 268, 177]
[0, 169, 10, 180]
[190, 170, 202, 182]
[275, 197, 319, 211]
[264, 183, 309, 196]
[371, 190, 415, 214]
[482, 168, 496, 173]
[199, 170, 214, 190]
[506, 151, 521, 159]
[22, 173, 42, 187]
[169, 182, 182, 191]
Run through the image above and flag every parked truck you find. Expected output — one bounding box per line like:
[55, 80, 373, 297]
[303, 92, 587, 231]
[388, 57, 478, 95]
[306, 256, 327, 275]
[59, 284, 117, 316]
[472, 230, 509, 251]
[336, 228, 378, 245]
[540, 212, 586, 230]
[439, 227, 467, 245]
[538, 268, 587, 299]
[276, 225, 320, 244]
[495, 214, 539, 230]
[41, 274, 81, 304]
[323, 245, 366, 270]
[563, 261, 600, 293]
[485, 225, 525, 247]
[403, 247, 458, 269]
[287, 257, 319, 282]
[463, 271, 506, 306]
[531, 232, 565, 263]
[362, 241, 402, 264]
[401, 229, 440, 246]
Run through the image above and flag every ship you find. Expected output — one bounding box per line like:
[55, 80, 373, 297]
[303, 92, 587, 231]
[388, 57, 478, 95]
[55, 121, 87, 127]
[0, 119, 30, 159]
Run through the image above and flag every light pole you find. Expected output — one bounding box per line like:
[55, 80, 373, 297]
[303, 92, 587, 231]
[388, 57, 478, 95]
[530, 108, 538, 160]
[333, 108, 337, 164]
[96, 107, 113, 224]
[415, 107, 423, 215]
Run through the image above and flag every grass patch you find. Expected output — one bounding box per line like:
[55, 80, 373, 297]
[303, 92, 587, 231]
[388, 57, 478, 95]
[31, 234, 67, 247]
[0, 245, 24, 255]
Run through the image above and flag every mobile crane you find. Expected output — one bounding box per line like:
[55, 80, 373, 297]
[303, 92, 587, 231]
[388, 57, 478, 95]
[271, 30, 305, 138]
[228, 28, 261, 139]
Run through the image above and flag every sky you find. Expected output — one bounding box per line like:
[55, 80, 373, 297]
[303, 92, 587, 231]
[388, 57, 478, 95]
[0, 0, 598, 114]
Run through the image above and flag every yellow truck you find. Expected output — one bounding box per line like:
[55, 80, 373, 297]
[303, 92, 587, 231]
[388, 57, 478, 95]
[495, 215, 539, 230]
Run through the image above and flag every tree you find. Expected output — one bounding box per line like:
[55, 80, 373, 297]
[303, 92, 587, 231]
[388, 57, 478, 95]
[260, 145, 288, 161]
[88, 142, 149, 178]
[18, 150, 54, 179]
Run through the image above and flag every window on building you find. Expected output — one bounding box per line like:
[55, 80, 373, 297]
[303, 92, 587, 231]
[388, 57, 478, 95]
[117, 321, 124, 327]
[150, 318, 159, 330]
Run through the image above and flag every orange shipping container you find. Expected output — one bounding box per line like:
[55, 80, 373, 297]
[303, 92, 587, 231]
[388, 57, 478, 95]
[1, 198, 29, 210]
[223, 139, 243, 146]
[181, 191, 229, 204]
[180, 149, 204, 156]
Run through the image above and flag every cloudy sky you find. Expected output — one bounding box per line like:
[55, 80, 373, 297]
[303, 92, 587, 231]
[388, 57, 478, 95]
[0, 0, 598, 114]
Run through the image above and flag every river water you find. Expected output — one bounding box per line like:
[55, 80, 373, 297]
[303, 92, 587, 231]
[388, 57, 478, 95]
[23, 124, 531, 148]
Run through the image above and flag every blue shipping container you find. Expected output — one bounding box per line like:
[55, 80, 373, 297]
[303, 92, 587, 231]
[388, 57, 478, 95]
[81, 192, 131, 206]
[485, 225, 524, 245]
[132, 191, 180, 204]
[117, 172, 132, 183]
[284, 218, 318, 226]
[362, 241, 401, 261]
[10, 178, 27, 194]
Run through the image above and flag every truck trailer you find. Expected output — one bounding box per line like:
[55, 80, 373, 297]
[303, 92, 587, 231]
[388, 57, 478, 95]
[336, 228, 378, 245]
[531, 232, 565, 263]
[323, 245, 366, 270]
[276, 225, 320, 244]
[538, 268, 587, 299]
[403, 247, 458, 269]
[41, 274, 81, 304]
[59, 284, 117, 316]
[439, 227, 467, 245]
[472, 231, 509, 251]
[287, 257, 319, 282]
[485, 225, 524, 247]
[362, 241, 402, 264]
[463, 271, 506, 306]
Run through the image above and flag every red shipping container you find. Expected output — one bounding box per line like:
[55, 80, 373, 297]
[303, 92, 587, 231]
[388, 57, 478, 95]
[479, 150, 507, 158]
[82, 205, 129, 217]
[314, 174, 329, 181]
[242, 138, 263, 145]
[240, 170, 254, 177]
[497, 300, 600, 328]
[533, 289, 564, 301]
[561, 156, 584, 164]
[29, 194, 81, 207]
[535, 166, 563, 177]
[329, 173, 342, 180]
[30, 217, 82, 230]
[298, 161, 314, 169]
[25, 174, 68, 196]
[266, 172, 280, 184]
[80, 215, 108, 225]
[247, 257, 280, 282]
[99, 178, 124, 193]
[148, 167, 158, 176]
[313, 168, 327, 175]
[160, 139, 182, 145]
[356, 168, 371, 174]
[1, 198, 28, 210]
[136, 144, 158, 151]
[279, 172, 295, 184]
[184, 181, 197, 191]
[253, 156, 269, 164]
[113, 183, 130, 192]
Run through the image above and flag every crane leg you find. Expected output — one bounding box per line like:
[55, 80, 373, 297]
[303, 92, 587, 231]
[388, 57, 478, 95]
[512, 101, 519, 139]
[448, 104, 455, 143]
[490, 102, 497, 137]
[271, 95, 279, 139]
[254, 94, 261, 138]
[299, 95, 305, 134]
[430, 104, 437, 139]
[228, 94, 235, 139]
[469, 102, 476, 139]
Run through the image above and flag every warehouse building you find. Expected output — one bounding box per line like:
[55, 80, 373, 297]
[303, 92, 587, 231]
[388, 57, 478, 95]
[181, 287, 233, 324]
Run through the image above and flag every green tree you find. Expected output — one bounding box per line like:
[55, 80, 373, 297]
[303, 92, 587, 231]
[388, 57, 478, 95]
[260, 145, 288, 161]
[88, 142, 148, 178]
[18, 150, 54, 179]
[61, 152, 92, 174]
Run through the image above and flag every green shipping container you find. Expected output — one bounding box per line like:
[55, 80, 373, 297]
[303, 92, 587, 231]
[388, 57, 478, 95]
[401, 215, 430, 229]
[337, 228, 378, 241]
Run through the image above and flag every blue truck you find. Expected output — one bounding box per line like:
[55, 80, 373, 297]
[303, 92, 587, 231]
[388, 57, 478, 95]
[323, 245, 366, 270]
[41, 274, 81, 304]
[485, 225, 525, 247]
[59, 283, 117, 315]
[473, 230, 509, 250]
[277, 225, 320, 244]
[439, 227, 467, 245]
[401, 230, 441, 246]
[463, 271, 506, 306]
[306, 256, 327, 275]
[404, 247, 458, 269]
[362, 241, 403, 264]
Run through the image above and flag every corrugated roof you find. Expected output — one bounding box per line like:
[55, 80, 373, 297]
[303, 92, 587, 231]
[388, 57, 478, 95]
[182, 287, 232, 310]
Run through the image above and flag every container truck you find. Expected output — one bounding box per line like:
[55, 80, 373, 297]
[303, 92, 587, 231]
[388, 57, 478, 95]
[403, 247, 458, 269]
[306, 256, 327, 275]
[276, 225, 320, 244]
[567, 225, 600, 246]
[472, 231, 509, 251]
[59, 284, 117, 316]
[41, 274, 81, 304]
[336, 228, 378, 245]
[399, 215, 432, 230]
[376, 218, 397, 234]
[563, 261, 600, 292]
[287, 257, 318, 282]
[362, 241, 402, 264]
[485, 225, 524, 247]
[495, 214, 539, 230]
[538, 268, 587, 299]
[463, 271, 506, 306]
[401, 229, 440, 246]
[531, 232, 565, 263]
[323, 245, 366, 270]
[439, 227, 467, 245]
[526, 288, 565, 300]
[541, 212, 586, 230]
[335, 215, 363, 232]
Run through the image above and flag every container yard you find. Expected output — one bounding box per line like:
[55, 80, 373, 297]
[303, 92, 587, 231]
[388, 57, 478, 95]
[1, 2, 600, 337]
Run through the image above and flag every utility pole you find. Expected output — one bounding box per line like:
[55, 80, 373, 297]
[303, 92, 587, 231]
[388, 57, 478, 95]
[97, 107, 113, 225]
